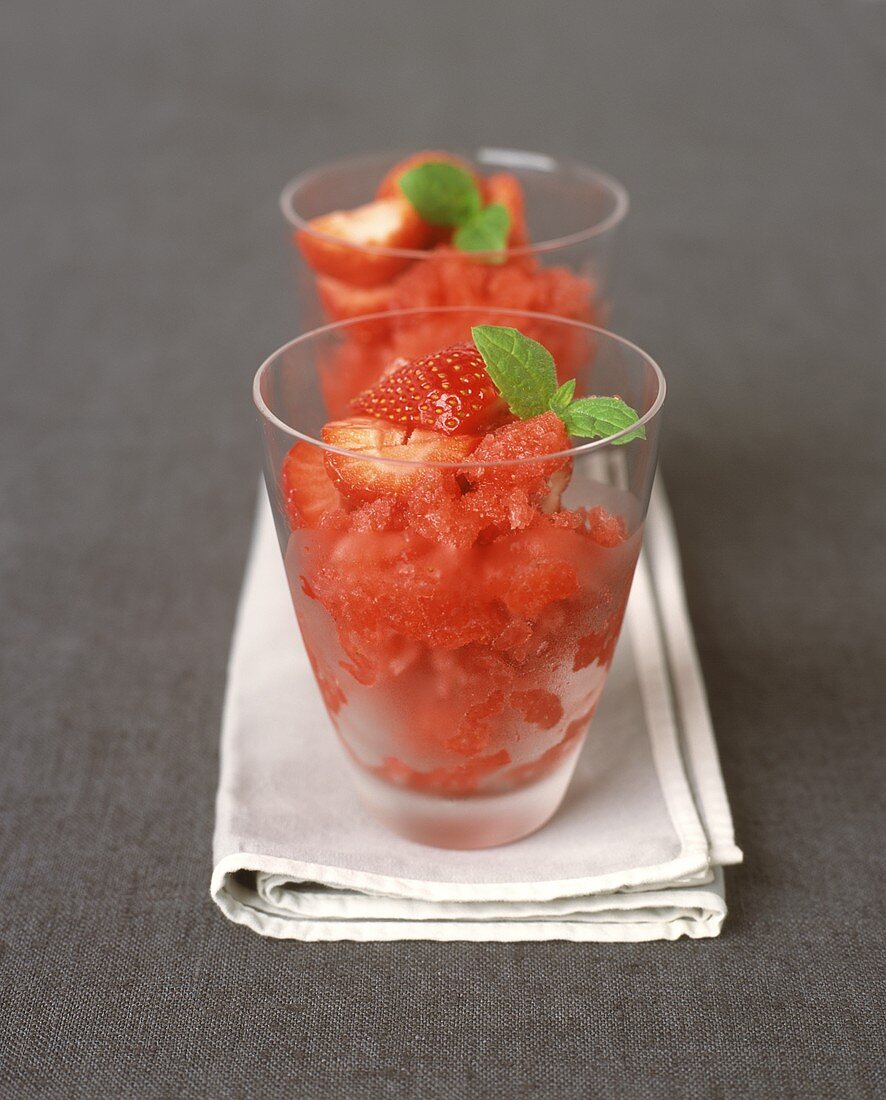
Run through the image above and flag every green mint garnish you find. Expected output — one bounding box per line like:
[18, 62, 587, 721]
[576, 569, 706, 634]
[549, 379, 576, 417]
[558, 396, 646, 444]
[398, 163, 482, 227]
[452, 203, 510, 260]
[471, 325, 646, 444]
[398, 163, 511, 257]
[472, 324, 558, 419]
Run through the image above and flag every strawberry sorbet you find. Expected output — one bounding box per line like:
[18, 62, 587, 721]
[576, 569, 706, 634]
[293, 151, 602, 414]
[276, 330, 645, 847]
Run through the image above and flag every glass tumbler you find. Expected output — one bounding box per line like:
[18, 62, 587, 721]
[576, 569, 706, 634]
[280, 149, 629, 415]
[254, 307, 665, 849]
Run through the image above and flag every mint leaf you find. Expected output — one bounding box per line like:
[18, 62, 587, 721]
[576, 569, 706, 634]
[471, 325, 558, 419]
[559, 396, 646, 444]
[398, 162, 482, 227]
[398, 163, 512, 260]
[452, 203, 510, 259]
[549, 379, 576, 417]
[472, 325, 647, 443]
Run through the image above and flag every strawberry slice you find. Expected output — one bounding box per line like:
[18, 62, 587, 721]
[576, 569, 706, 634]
[483, 173, 529, 247]
[281, 441, 342, 528]
[376, 150, 482, 200]
[315, 275, 394, 343]
[296, 197, 432, 288]
[316, 275, 394, 322]
[352, 342, 506, 436]
[322, 417, 477, 503]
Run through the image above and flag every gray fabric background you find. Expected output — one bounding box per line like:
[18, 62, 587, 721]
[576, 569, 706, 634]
[1, 1, 884, 1096]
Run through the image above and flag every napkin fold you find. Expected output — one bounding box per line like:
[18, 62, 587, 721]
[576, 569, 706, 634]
[211, 480, 742, 941]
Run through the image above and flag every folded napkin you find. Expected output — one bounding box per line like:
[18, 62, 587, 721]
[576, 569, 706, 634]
[211, 480, 742, 941]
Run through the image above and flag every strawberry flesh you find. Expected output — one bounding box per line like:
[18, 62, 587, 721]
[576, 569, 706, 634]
[316, 275, 394, 322]
[483, 173, 529, 247]
[315, 275, 395, 343]
[352, 342, 506, 435]
[322, 416, 477, 503]
[281, 441, 342, 529]
[296, 197, 432, 287]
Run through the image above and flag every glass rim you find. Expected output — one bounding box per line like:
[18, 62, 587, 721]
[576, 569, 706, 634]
[279, 147, 630, 260]
[253, 307, 666, 470]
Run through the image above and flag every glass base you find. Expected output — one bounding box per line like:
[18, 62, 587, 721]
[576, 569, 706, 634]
[348, 762, 576, 849]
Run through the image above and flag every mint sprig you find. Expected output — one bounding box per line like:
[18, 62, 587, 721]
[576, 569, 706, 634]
[399, 163, 481, 227]
[472, 325, 558, 419]
[453, 203, 510, 255]
[398, 162, 510, 258]
[549, 379, 576, 417]
[559, 396, 646, 442]
[471, 325, 646, 444]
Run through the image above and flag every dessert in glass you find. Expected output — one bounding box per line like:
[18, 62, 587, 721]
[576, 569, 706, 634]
[280, 149, 628, 414]
[255, 308, 664, 849]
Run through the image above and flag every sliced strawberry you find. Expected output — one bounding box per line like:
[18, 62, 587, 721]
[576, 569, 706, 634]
[483, 173, 529, 247]
[281, 441, 342, 529]
[376, 150, 482, 200]
[352, 342, 506, 436]
[315, 275, 394, 343]
[322, 417, 477, 503]
[296, 197, 432, 288]
[316, 275, 394, 322]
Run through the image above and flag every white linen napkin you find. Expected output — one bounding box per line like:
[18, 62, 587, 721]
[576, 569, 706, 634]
[211, 479, 742, 941]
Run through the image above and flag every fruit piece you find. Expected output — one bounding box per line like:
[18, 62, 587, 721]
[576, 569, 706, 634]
[322, 418, 407, 503]
[483, 173, 529, 247]
[296, 197, 432, 287]
[316, 275, 394, 323]
[318, 341, 397, 418]
[321, 416, 477, 503]
[315, 276, 394, 346]
[352, 342, 506, 435]
[376, 150, 482, 201]
[281, 441, 342, 529]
